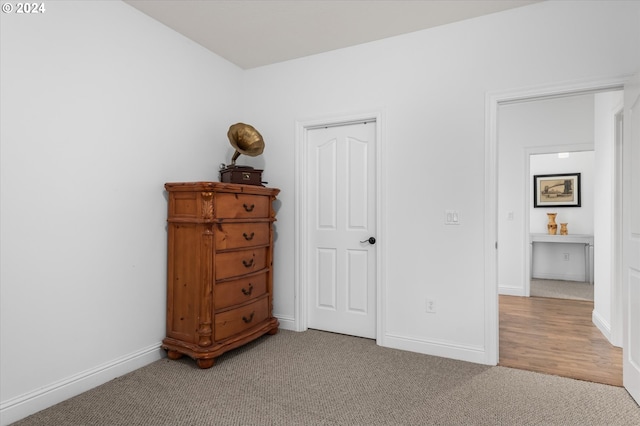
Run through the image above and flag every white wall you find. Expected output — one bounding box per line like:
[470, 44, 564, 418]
[243, 0, 640, 362]
[529, 151, 594, 281]
[0, 1, 243, 423]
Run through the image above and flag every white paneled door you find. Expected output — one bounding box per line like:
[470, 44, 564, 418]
[307, 121, 376, 339]
[623, 72, 640, 405]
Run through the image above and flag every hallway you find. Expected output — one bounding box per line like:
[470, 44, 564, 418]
[499, 295, 622, 387]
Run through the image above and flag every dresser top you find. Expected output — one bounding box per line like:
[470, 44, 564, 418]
[165, 181, 280, 196]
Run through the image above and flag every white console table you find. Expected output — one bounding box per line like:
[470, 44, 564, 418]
[529, 233, 594, 284]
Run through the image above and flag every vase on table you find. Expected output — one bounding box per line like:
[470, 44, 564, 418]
[560, 223, 568, 235]
[547, 213, 558, 235]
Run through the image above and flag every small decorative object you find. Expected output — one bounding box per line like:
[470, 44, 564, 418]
[534, 173, 581, 208]
[547, 213, 558, 235]
[560, 223, 568, 235]
[219, 123, 266, 186]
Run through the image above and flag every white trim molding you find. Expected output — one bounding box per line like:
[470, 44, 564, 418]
[274, 315, 296, 331]
[384, 333, 487, 365]
[592, 309, 614, 345]
[0, 343, 164, 426]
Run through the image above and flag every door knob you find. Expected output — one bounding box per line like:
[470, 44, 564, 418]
[360, 237, 376, 245]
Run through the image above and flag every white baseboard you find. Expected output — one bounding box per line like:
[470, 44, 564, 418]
[532, 272, 585, 282]
[0, 343, 164, 426]
[382, 333, 488, 365]
[275, 315, 296, 331]
[592, 309, 616, 345]
[498, 286, 526, 296]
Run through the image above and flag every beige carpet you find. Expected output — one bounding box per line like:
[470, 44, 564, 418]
[530, 279, 594, 301]
[13, 329, 640, 425]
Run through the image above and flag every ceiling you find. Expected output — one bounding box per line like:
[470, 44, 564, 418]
[124, 0, 540, 69]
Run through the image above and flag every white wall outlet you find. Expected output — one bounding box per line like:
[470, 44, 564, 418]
[426, 299, 436, 313]
[445, 210, 460, 225]
[563, 253, 570, 261]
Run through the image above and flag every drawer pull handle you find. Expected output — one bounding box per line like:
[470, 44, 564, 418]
[241, 284, 254, 296]
[243, 232, 255, 241]
[242, 258, 254, 268]
[243, 203, 255, 212]
[242, 312, 255, 323]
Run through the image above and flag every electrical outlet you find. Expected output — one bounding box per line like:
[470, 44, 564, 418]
[563, 253, 570, 261]
[426, 299, 436, 313]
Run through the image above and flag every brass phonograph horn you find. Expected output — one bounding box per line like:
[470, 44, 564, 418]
[227, 122, 265, 166]
[219, 123, 266, 186]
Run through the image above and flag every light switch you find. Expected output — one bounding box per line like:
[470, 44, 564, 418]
[445, 210, 460, 225]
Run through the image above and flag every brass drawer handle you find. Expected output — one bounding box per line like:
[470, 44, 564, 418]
[243, 232, 255, 241]
[242, 258, 254, 268]
[242, 312, 255, 323]
[243, 203, 255, 212]
[241, 283, 254, 296]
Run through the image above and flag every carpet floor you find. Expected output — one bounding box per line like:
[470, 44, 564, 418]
[12, 329, 640, 425]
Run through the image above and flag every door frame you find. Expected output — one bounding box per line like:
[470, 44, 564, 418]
[294, 109, 386, 344]
[485, 75, 630, 364]
[612, 107, 625, 347]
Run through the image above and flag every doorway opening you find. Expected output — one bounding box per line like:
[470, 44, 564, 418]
[528, 150, 594, 302]
[487, 81, 622, 386]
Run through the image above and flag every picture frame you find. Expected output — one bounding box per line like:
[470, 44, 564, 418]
[533, 173, 581, 208]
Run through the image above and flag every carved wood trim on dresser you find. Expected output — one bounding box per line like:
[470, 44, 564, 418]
[162, 182, 280, 368]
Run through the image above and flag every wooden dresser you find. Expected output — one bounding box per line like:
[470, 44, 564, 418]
[162, 182, 280, 368]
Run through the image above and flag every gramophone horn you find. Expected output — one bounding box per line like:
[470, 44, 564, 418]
[227, 123, 265, 165]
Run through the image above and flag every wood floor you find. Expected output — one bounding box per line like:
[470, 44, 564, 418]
[499, 295, 623, 387]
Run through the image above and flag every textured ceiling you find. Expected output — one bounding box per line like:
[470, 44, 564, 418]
[124, 0, 540, 69]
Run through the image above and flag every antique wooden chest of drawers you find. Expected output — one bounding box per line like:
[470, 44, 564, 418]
[162, 182, 280, 368]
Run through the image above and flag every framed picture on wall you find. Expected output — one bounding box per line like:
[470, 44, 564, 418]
[533, 173, 581, 208]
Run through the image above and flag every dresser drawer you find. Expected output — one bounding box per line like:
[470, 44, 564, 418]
[215, 222, 270, 250]
[215, 247, 268, 280]
[215, 193, 270, 219]
[214, 297, 269, 341]
[214, 272, 267, 310]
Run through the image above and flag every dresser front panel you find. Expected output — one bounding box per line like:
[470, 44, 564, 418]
[166, 223, 207, 344]
[214, 297, 269, 341]
[163, 182, 279, 367]
[214, 222, 270, 250]
[170, 192, 199, 219]
[215, 193, 270, 219]
[215, 247, 268, 280]
[214, 272, 267, 310]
